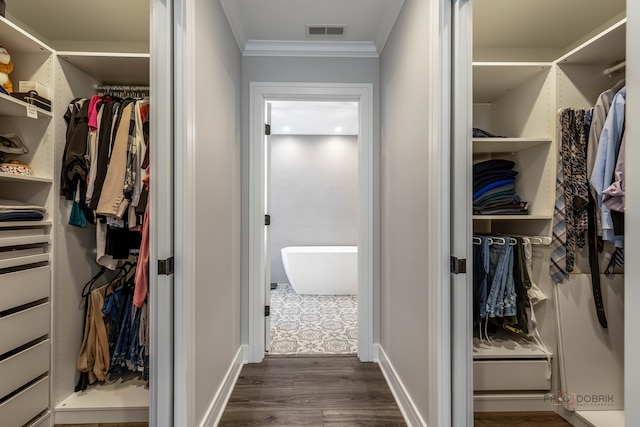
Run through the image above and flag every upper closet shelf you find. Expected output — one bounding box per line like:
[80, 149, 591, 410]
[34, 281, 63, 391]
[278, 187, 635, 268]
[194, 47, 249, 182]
[0, 93, 52, 118]
[0, 16, 53, 53]
[473, 138, 551, 154]
[473, 62, 551, 103]
[556, 18, 626, 66]
[57, 52, 150, 86]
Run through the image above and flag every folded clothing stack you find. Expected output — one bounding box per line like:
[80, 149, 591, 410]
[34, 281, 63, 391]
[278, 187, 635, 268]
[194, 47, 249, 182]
[473, 159, 529, 215]
[0, 199, 46, 222]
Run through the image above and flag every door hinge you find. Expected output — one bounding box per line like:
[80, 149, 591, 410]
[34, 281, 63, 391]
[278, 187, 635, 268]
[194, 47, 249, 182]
[265, 124, 271, 136]
[265, 305, 270, 316]
[265, 214, 271, 226]
[450, 256, 466, 274]
[158, 257, 175, 275]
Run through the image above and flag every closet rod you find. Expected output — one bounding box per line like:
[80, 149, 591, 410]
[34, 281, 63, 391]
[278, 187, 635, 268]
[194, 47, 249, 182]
[603, 61, 626, 76]
[95, 84, 149, 92]
[472, 235, 551, 245]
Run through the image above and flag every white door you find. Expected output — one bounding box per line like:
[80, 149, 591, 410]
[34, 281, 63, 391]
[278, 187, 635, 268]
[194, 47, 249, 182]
[451, 0, 474, 425]
[265, 102, 272, 352]
[150, 0, 174, 425]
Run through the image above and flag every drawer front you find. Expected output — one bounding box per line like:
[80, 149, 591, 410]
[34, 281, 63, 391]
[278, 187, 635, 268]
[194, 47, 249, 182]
[0, 340, 49, 400]
[0, 266, 50, 312]
[474, 359, 551, 391]
[0, 376, 49, 427]
[0, 303, 49, 355]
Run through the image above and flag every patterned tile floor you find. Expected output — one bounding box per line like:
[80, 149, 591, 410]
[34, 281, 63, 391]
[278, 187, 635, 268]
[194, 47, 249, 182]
[269, 284, 358, 355]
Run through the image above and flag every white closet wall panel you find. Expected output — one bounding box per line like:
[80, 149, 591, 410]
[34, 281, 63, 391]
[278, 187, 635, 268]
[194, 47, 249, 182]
[51, 56, 102, 405]
[555, 274, 624, 411]
[489, 67, 553, 139]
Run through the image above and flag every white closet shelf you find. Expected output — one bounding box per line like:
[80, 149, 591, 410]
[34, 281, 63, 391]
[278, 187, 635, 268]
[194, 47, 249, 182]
[575, 410, 624, 427]
[0, 93, 53, 118]
[557, 19, 626, 66]
[0, 173, 52, 184]
[57, 52, 150, 86]
[473, 138, 551, 153]
[473, 62, 551, 103]
[473, 214, 552, 220]
[0, 220, 51, 228]
[473, 336, 551, 360]
[0, 16, 53, 53]
[55, 376, 149, 424]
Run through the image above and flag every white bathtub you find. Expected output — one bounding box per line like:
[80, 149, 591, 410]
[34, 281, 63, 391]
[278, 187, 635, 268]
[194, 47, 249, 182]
[281, 246, 358, 295]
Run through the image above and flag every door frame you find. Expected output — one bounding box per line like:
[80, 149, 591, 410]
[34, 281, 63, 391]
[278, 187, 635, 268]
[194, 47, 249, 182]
[150, 0, 175, 426]
[247, 82, 375, 363]
[450, 0, 473, 425]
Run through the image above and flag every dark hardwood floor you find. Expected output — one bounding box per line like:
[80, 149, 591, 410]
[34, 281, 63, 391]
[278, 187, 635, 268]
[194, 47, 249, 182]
[219, 355, 405, 426]
[55, 357, 574, 426]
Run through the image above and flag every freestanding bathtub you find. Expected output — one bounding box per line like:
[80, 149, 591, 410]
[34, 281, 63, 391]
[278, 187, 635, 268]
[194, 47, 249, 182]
[281, 246, 358, 295]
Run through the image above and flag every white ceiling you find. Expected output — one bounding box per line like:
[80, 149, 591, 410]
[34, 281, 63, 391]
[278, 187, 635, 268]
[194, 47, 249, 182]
[270, 101, 359, 135]
[220, 0, 405, 56]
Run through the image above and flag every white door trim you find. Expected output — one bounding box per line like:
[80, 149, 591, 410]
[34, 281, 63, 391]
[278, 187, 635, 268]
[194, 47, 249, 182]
[248, 82, 375, 363]
[427, 0, 453, 426]
[451, 0, 474, 426]
[150, 0, 176, 426]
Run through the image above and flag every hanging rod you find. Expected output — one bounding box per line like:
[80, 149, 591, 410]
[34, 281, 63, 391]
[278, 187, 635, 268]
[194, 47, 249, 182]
[95, 84, 149, 92]
[603, 61, 626, 76]
[472, 235, 552, 245]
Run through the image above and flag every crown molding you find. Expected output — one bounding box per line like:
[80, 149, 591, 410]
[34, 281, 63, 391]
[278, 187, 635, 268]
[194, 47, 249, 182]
[243, 40, 379, 57]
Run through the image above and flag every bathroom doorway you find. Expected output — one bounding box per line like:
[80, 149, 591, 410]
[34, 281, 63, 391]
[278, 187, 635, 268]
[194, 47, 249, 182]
[247, 83, 375, 363]
[267, 100, 359, 355]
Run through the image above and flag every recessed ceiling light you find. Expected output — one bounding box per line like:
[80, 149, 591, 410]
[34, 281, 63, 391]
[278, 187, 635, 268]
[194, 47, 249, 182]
[283, 126, 291, 132]
[335, 127, 343, 133]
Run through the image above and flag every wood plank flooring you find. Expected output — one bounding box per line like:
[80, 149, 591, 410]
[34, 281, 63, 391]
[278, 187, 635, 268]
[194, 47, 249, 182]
[55, 356, 575, 427]
[219, 355, 405, 426]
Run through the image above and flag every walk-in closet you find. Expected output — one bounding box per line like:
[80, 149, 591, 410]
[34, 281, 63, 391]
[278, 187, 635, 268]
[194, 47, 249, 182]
[0, 2, 152, 425]
[471, 1, 626, 426]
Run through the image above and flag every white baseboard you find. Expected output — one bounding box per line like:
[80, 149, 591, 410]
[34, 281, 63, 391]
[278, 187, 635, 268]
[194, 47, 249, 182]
[199, 347, 244, 427]
[376, 344, 427, 427]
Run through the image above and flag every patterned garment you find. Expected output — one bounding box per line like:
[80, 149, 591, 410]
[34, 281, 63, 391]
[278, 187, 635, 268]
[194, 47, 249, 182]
[561, 109, 577, 274]
[551, 108, 591, 282]
[571, 109, 591, 248]
[605, 248, 624, 277]
[550, 112, 568, 283]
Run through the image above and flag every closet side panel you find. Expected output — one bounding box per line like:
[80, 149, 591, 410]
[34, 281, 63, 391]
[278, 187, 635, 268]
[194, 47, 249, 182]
[490, 68, 554, 139]
[51, 57, 101, 405]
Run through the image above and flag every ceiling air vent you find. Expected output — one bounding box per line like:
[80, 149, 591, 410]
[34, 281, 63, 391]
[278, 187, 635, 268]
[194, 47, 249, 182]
[306, 25, 346, 38]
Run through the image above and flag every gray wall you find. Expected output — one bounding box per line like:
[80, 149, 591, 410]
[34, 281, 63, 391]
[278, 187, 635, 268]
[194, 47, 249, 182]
[193, 1, 242, 423]
[379, 0, 432, 423]
[269, 135, 358, 284]
[241, 56, 380, 344]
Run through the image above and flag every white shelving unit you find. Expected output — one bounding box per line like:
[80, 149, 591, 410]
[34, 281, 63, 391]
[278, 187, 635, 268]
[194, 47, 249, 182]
[472, 7, 627, 425]
[0, 14, 54, 427]
[0, 9, 151, 427]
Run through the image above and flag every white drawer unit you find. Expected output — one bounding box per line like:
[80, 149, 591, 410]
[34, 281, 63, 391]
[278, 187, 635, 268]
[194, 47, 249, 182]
[0, 376, 49, 427]
[0, 266, 50, 312]
[474, 359, 551, 391]
[0, 340, 50, 400]
[0, 302, 49, 355]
